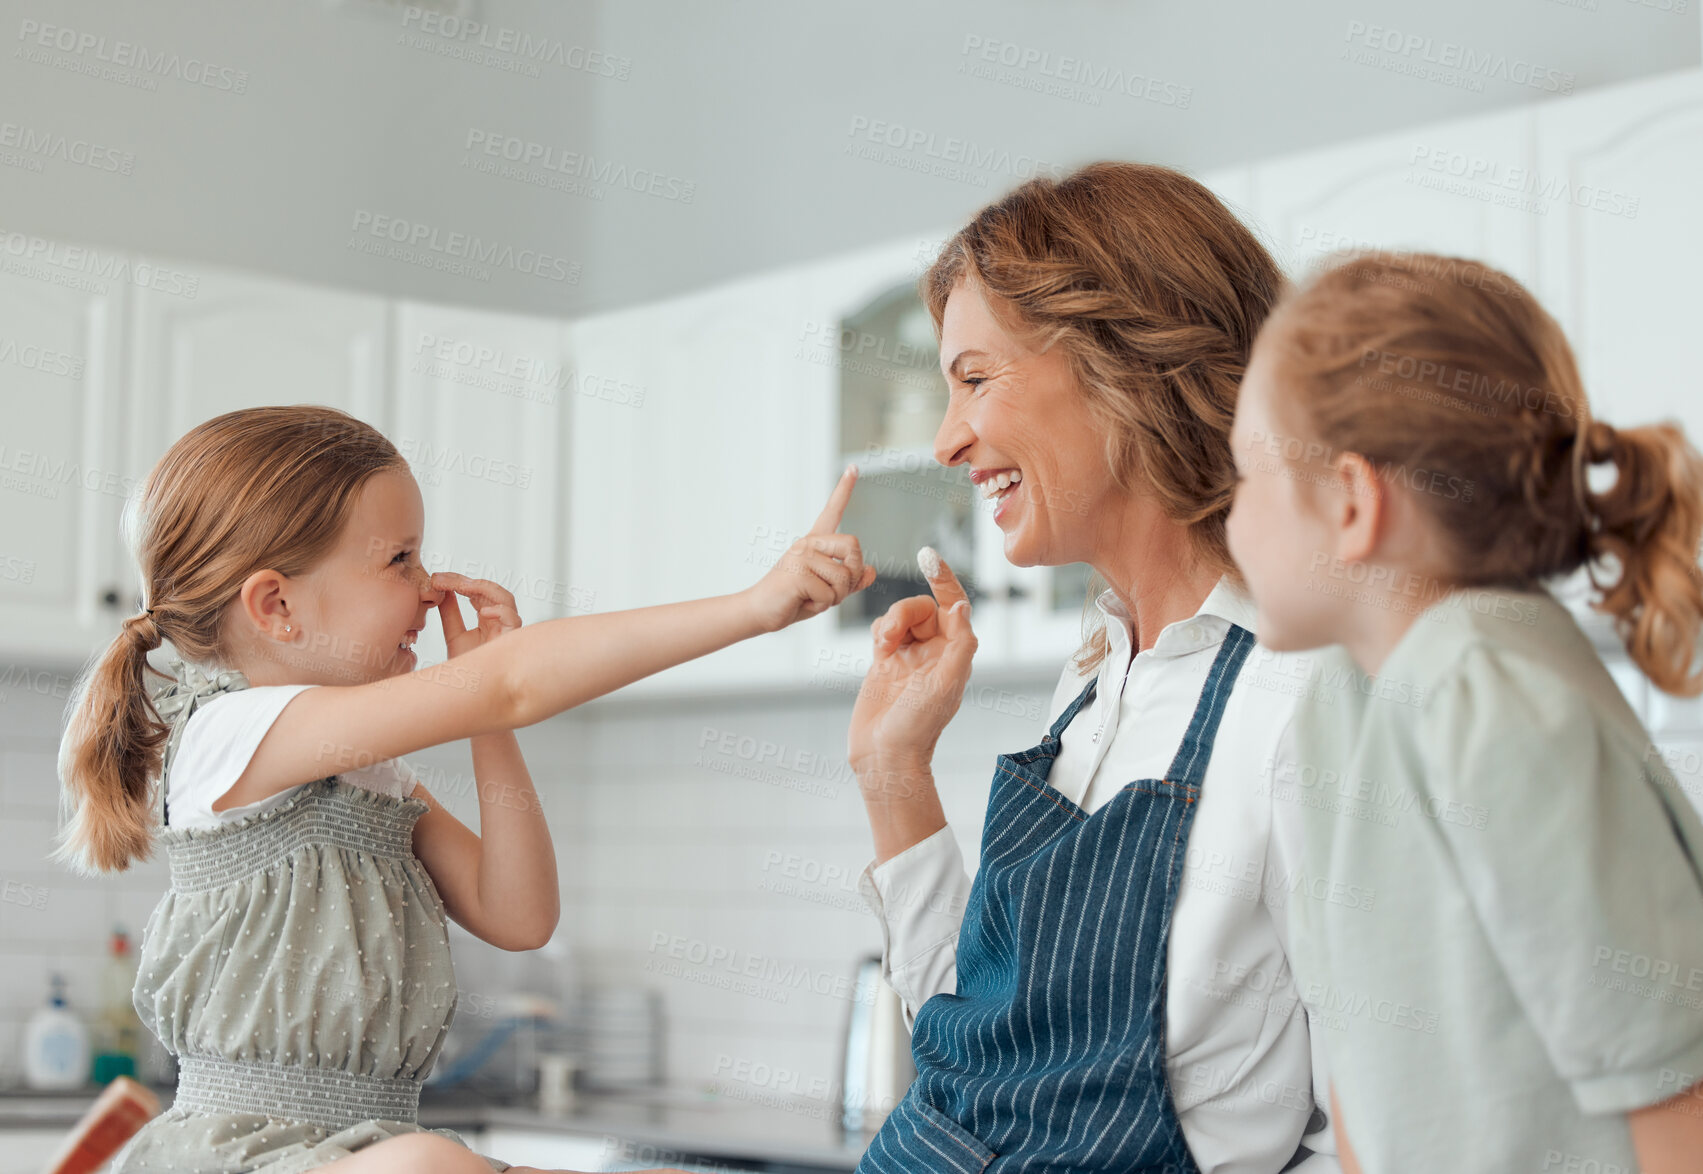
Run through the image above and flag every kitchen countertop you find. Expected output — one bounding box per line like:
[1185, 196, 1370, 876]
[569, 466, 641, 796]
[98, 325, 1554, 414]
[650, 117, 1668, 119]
[0, 1084, 870, 1171]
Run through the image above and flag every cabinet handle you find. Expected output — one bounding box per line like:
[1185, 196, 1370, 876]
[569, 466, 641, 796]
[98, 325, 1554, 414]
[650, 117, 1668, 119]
[101, 587, 120, 609]
[1004, 583, 1031, 602]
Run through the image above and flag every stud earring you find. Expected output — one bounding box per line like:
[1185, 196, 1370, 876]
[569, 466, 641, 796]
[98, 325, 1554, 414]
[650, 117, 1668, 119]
[285, 625, 292, 634]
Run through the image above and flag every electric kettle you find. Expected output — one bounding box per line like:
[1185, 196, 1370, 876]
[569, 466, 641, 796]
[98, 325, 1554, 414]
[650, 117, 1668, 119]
[839, 954, 917, 1135]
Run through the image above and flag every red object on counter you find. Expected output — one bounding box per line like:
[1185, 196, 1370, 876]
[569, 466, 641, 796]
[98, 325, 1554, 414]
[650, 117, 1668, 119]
[40, 1075, 160, 1174]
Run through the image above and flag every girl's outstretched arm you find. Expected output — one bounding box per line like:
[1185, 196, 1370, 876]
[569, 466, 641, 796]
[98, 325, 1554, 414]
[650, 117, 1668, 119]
[222, 467, 874, 811]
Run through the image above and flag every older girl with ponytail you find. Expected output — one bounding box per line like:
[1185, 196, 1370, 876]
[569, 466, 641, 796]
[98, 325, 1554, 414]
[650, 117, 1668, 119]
[1226, 251, 1703, 1172]
[56, 404, 871, 1174]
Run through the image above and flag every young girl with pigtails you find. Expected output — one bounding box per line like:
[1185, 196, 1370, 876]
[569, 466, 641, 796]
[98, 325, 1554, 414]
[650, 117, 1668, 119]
[1226, 250, 1703, 1172]
[57, 404, 875, 1174]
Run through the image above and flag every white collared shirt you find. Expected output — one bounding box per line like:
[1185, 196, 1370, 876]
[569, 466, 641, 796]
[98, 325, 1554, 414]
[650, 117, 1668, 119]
[857, 575, 1346, 1174]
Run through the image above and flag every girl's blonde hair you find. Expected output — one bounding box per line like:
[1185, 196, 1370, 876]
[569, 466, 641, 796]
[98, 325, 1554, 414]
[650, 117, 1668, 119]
[55, 405, 410, 873]
[1266, 250, 1703, 695]
[920, 161, 1286, 674]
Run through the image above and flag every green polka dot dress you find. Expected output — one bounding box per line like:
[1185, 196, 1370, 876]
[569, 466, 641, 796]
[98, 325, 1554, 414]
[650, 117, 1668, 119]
[113, 661, 508, 1173]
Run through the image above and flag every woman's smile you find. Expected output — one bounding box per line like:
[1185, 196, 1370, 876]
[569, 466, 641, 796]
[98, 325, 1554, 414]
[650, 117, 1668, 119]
[973, 467, 1024, 523]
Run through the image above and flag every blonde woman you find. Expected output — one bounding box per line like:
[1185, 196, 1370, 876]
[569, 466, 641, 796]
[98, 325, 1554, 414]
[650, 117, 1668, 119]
[847, 163, 1349, 1172]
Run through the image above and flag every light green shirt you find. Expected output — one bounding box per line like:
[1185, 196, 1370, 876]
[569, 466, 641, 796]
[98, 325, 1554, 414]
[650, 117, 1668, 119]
[1282, 585, 1703, 1173]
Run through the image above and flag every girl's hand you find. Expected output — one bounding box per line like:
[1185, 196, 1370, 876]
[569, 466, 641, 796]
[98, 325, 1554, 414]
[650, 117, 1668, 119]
[430, 571, 522, 658]
[847, 551, 977, 779]
[742, 466, 878, 633]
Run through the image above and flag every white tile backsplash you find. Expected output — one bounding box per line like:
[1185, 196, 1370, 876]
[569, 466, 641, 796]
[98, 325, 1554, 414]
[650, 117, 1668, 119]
[545, 676, 1040, 1095]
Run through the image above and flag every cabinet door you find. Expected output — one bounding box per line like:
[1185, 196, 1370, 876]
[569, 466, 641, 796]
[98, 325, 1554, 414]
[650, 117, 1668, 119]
[565, 269, 820, 696]
[0, 267, 130, 660]
[0, 1129, 67, 1174]
[1532, 69, 1703, 440]
[1249, 105, 1540, 291]
[125, 264, 391, 481]
[390, 303, 570, 666]
[796, 234, 1023, 687]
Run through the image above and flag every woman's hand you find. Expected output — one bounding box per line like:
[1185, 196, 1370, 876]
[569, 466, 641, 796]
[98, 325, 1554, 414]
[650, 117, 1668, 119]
[847, 550, 978, 783]
[430, 571, 522, 658]
[742, 465, 878, 633]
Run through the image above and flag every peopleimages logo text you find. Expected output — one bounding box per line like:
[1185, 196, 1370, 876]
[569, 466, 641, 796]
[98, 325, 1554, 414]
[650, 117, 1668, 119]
[0, 122, 135, 174]
[959, 35, 1193, 106]
[348, 211, 579, 283]
[1343, 22, 1574, 93]
[16, 19, 250, 92]
[845, 117, 1065, 181]
[398, 8, 631, 79]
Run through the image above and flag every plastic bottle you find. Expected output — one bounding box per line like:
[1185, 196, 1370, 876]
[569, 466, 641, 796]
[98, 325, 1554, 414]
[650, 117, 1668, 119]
[91, 927, 142, 1083]
[25, 972, 91, 1089]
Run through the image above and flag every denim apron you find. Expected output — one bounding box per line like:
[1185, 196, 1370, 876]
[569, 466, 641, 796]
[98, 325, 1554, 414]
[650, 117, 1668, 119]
[859, 624, 1255, 1173]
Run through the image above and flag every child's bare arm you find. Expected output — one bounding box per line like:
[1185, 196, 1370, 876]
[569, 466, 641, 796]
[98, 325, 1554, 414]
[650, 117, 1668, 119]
[1330, 1084, 1363, 1174]
[222, 468, 873, 809]
[1629, 1077, 1703, 1172]
[309, 1117, 695, 1173]
[410, 731, 557, 951]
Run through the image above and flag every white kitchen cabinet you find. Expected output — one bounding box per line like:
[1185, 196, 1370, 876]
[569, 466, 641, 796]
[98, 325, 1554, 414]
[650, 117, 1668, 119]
[6, 69, 1701, 691]
[124, 263, 391, 468]
[799, 237, 1002, 681]
[0, 264, 132, 661]
[389, 302, 574, 665]
[797, 233, 1110, 680]
[565, 233, 1058, 698]
[564, 265, 826, 697]
[0, 257, 394, 664]
[1531, 69, 1703, 441]
[1247, 103, 1540, 290]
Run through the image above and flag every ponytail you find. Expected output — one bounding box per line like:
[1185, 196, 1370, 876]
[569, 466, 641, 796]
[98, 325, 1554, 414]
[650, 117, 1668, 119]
[54, 612, 171, 874]
[1265, 250, 1703, 697]
[1577, 418, 1703, 696]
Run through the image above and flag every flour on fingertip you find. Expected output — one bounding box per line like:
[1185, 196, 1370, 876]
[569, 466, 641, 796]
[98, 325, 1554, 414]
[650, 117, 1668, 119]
[917, 546, 942, 580]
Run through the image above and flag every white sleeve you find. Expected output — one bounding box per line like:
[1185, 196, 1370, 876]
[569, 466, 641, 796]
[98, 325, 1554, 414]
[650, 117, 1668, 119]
[168, 684, 317, 826]
[856, 827, 973, 1031]
[381, 754, 422, 799]
[857, 662, 1084, 1031]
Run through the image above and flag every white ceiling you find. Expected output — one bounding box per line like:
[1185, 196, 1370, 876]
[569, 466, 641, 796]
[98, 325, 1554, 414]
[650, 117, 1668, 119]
[3, 0, 1697, 317]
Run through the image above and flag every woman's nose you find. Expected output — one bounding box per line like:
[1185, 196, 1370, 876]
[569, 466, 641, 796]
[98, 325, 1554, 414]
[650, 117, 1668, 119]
[934, 397, 974, 467]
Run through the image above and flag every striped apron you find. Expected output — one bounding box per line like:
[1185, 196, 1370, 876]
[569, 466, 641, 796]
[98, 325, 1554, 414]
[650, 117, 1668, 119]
[858, 624, 1255, 1173]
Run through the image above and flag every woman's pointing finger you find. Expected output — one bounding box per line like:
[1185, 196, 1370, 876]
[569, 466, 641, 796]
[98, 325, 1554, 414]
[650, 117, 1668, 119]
[917, 546, 970, 613]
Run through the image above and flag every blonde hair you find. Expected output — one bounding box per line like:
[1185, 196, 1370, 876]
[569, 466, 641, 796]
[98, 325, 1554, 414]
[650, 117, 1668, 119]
[920, 161, 1285, 674]
[1266, 250, 1703, 695]
[55, 406, 410, 873]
